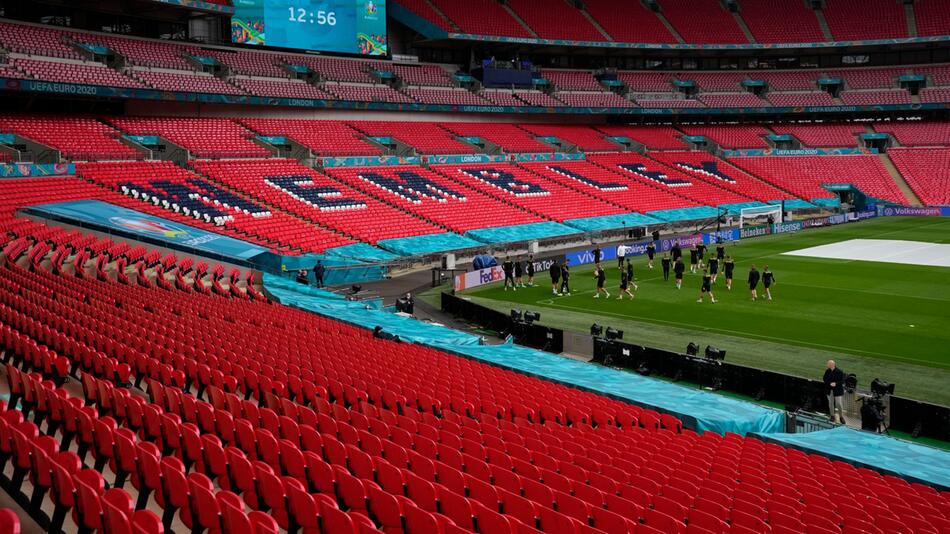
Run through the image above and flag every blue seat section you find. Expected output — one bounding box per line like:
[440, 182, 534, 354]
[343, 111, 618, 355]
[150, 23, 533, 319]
[647, 206, 721, 222]
[264, 274, 786, 436]
[755, 427, 950, 491]
[811, 197, 842, 207]
[773, 199, 816, 209]
[563, 212, 661, 232]
[376, 232, 483, 256]
[323, 243, 402, 263]
[464, 221, 581, 244]
[718, 201, 766, 215]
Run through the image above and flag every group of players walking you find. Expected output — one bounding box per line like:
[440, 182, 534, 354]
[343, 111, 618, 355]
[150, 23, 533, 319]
[501, 239, 777, 302]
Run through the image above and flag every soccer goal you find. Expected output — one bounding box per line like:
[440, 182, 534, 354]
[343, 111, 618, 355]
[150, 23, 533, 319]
[739, 204, 783, 229]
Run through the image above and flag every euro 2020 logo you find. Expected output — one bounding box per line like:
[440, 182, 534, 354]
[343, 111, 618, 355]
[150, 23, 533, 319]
[109, 216, 189, 239]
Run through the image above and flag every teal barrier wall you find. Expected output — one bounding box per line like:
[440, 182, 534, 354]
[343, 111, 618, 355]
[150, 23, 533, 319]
[376, 232, 483, 256]
[324, 243, 402, 263]
[465, 222, 580, 244]
[647, 206, 720, 222]
[563, 212, 660, 232]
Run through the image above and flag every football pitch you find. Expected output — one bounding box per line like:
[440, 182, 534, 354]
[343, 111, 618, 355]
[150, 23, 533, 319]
[454, 217, 950, 406]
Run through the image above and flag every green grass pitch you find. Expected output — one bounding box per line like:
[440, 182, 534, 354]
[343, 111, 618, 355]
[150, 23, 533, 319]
[456, 217, 950, 406]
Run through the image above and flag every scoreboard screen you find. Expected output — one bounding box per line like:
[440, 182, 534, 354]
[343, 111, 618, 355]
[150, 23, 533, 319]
[232, 0, 387, 56]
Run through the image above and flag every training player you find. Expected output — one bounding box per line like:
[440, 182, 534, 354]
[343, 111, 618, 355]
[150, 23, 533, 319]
[514, 257, 524, 288]
[697, 268, 716, 303]
[674, 257, 685, 289]
[525, 256, 535, 287]
[646, 242, 656, 269]
[560, 262, 571, 296]
[696, 242, 706, 269]
[748, 264, 761, 301]
[616, 244, 625, 269]
[549, 259, 561, 295]
[593, 264, 610, 298]
[502, 256, 516, 291]
[689, 245, 699, 274]
[716, 242, 726, 261]
[626, 259, 638, 291]
[671, 241, 682, 263]
[723, 255, 735, 290]
[618, 268, 635, 300]
[708, 255, 720, 284]
[762, 265, 776, 301]
[661, 253, 671, 281]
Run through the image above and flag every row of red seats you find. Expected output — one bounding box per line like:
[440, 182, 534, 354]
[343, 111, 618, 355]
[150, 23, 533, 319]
[3, 239, 948, 533]
[887, 148, 950, 206]
[107, 116, 270, 159]
[0, 116, 143, 161]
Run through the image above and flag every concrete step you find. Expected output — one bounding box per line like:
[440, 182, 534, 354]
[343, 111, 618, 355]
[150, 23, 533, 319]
[904, 1, 917, 37]
[814, 4, 835, 41]
[576, 0, 614, 41]
[501, 2, 539, 38]
[423, 0, 461, 32]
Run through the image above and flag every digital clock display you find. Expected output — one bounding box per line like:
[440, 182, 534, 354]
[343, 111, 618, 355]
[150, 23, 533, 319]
[232, 0, 387, 56]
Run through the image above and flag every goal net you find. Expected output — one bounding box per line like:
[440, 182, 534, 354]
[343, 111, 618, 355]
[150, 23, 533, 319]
[739, 204, 782, 229]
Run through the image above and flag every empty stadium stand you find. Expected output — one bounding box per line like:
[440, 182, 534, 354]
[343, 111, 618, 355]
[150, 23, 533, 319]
[191, 158, 445, 243]
[128, 68, 245, 95]
[593, 125, 689, 151]
[0, 116, 143, 161]
[517, 124, 620, 152]
[739, 0, 826, 43]
[888, 148, 950, 206]
[769, 123, 867, 147]
[766, 91, 836, 107]
[873, 121, 950, 147]
[239, 119, 382, 156]
[431, 163, 626, 221]
[76, 160, 353, 252]
[584, 0, 676, 43]
[107, 117, 270, 159]
[914, 0, 950, 37]
[439, 123, 554, 154]
[678, 125, 772, 149]
[429, 0, 532, 38]
[659, 0, 749, 44]
[12, 58, 145, 89]
[729, 154, 908, 204]
[327, 165, 545, 233]
[649, 151, 795, 202]
[507, 0, 605, 41]
[350, 121, 475, 154]
[822, 0, 908, 40]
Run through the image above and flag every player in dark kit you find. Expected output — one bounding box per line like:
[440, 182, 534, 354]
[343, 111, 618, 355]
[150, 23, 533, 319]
[560, 263, 571, 296]
[618, 269, 635, 300]
[593, 246, 602, 266]
[762, 265, 776, 301]
[593, 265, 610, 298]
[671, 242, 682, 262]
[748, 264, 761, 301]
[502, 257, 516, 291]
[646, 243, 656, 269]
[689, 247, 699, 274]
[626, 260, 638, 290]
[696, 243, 706, 269]
[723, 255, 735, 290]
[661, 253, 671, 281]
[708, 256, 720, 284]
[525, 257, 536, 287]
[674, 258, 685, 289]
[549, 259, 561, 295]
[514, 258, 523, 288]
[697, 269, 716, 303]
[716, 244, 725, 261]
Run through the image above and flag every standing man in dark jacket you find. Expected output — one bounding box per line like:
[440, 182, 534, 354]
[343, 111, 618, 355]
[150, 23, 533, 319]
[560, 262, 571, 296]
[748, 264, 761, 301]
[502, 256, 515, 291]
[549, 260, 561, 296]
[525, 256, 536, 287]
[824, 360, 845, 424]
[314, 260, 326, 288]
[661, 253, 671, 281]
[671, 242, 682, 263]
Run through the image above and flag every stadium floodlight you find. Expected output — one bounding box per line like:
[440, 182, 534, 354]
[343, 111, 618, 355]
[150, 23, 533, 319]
[704, 345, 726, 361]
[871, 378, 895, 397]
[686, 342, 699, 356]
[510, 309, 523, 322]
[605, 327, 624, 341]
[590, 324, 604, 337]
[523, 311, 541, 324]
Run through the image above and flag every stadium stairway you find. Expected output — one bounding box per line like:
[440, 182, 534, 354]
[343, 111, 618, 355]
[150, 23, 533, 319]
[878, 153, 923, 207]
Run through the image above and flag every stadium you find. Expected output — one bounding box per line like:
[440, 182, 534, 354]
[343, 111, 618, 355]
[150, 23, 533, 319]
[0, 0, 948, 531]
